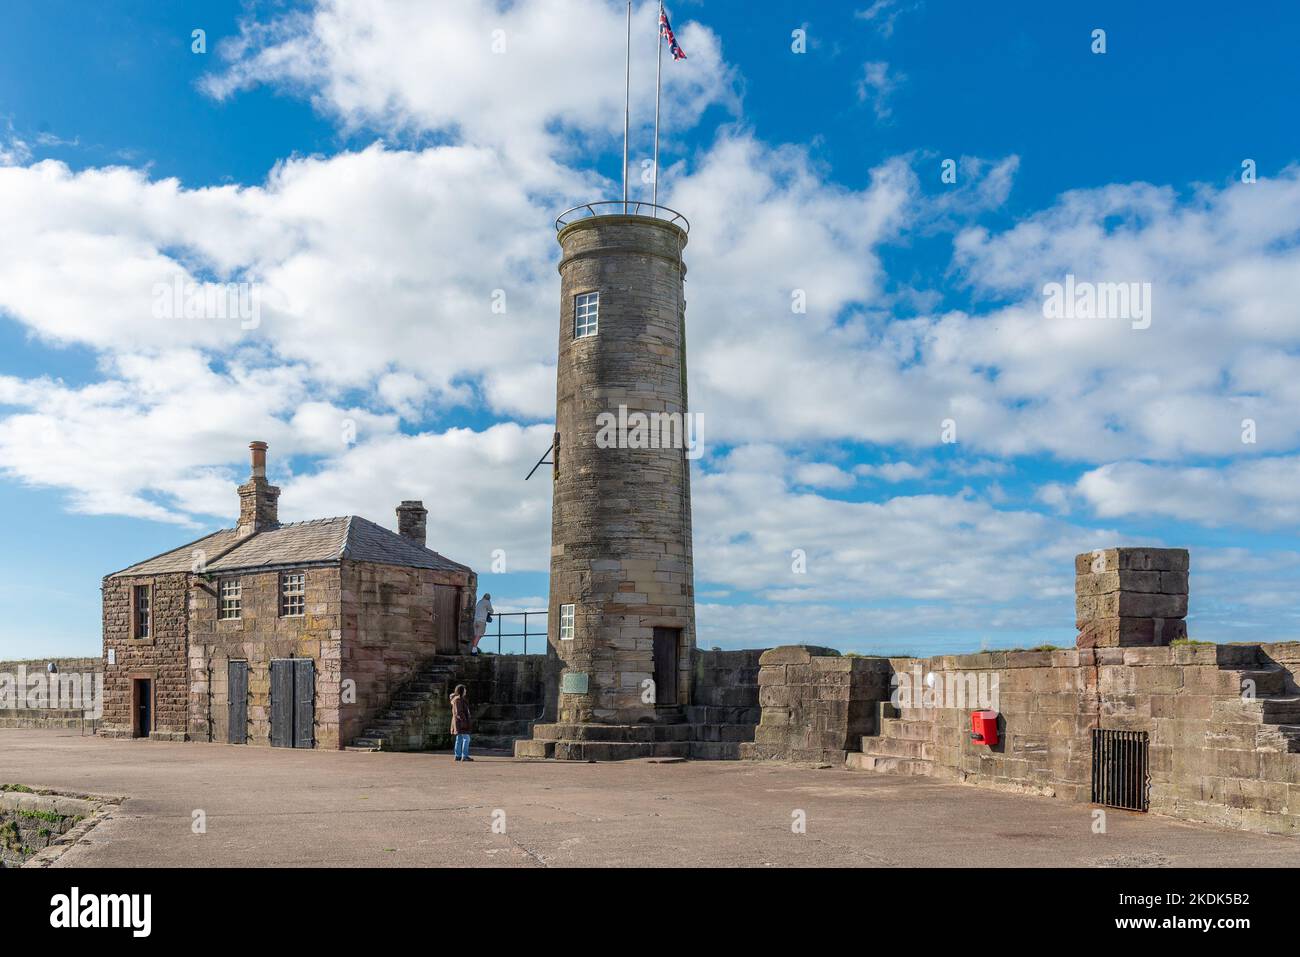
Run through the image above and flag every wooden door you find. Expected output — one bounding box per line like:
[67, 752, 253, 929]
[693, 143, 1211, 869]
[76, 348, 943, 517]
[652, 628, 679, 706]
[133, 679, 152, 738]
[293, 659, 315, 749]
[227, 661, 248, 745]
[270, 660, 294, 747]
[433, 584, 461, 654]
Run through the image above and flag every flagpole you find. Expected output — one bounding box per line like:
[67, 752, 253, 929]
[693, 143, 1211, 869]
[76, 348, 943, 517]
[623, 0, 631, 213]
[653, 2, 663, 207]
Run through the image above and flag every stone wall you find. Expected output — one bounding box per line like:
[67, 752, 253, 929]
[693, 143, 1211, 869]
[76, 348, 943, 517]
[101, 572, 189, 740]
[0, 658, 102, 730]
[692, 649, 762, 712]
[188, 565, 344, 749]
[741, 646, 893, 764]
[743, 643, 1300, 837]
[339, 560, 476, 746]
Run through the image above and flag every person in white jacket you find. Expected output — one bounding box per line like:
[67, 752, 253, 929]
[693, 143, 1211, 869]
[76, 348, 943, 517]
[471, 593, 493, 656]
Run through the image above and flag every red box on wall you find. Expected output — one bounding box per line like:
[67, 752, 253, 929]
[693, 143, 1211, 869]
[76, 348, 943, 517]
[970, 710, 999, 747]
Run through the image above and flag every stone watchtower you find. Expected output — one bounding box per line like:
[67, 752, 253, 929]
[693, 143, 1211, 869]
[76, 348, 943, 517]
[549, 204, 696, 726]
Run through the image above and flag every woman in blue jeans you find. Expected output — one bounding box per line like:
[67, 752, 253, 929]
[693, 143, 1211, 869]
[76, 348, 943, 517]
[450, 684, 473, 762]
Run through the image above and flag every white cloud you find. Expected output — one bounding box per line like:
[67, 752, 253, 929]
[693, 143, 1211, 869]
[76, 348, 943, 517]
[1074, 457, 1300, 528]
[202, 0, 739, 172]
[856, 61, 904, 121]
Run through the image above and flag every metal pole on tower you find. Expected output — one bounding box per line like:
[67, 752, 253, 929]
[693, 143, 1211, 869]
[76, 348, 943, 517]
[653, 2, 663, 207]
[623, 0, 631, 213]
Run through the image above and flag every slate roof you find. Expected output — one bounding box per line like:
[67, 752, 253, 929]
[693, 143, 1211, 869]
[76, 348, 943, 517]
[108, 516, 471, 578]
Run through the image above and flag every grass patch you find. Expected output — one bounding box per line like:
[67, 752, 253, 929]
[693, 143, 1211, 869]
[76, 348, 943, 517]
[0, 784, 34, 793]
[1171, 638, 1214, 646]
[17, 808, 67, 824]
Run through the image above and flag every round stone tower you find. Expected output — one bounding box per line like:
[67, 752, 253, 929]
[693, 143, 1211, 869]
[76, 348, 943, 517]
[549, 207, 696, 725]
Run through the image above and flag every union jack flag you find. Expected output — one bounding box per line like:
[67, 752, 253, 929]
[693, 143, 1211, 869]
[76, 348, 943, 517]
[659, 5, 686, 60]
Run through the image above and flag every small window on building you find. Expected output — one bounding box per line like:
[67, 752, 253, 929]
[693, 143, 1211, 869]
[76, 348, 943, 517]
[132, 584, 151, 639]
[219, 579, 242, 620]
[560, 603, 575, 640]
[281, 572, 306, 618]
[574, 291, 599, 338]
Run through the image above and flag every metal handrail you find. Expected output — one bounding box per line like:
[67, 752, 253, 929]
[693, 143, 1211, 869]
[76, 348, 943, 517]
[484, 610, 548, 655]
[555, 200, 690, 233]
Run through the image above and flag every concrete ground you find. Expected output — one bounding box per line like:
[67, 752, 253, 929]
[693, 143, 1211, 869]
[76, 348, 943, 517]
[5, 728, 1300, 867]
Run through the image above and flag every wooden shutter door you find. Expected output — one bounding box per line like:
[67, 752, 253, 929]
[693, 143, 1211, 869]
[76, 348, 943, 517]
[293, 659, 315, 749]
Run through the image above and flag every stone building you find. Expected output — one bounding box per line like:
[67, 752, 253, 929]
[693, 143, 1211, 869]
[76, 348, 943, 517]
[547, 209, 696, 725]
[100, 442, 477, 749]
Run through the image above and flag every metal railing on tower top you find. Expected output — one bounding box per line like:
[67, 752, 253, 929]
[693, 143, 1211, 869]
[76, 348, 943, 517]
[555, 200, 690, 234]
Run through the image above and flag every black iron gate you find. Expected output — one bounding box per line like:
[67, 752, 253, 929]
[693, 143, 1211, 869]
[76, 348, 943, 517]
[1091, 728, 1149, 811]
[270, 658, 315, 748]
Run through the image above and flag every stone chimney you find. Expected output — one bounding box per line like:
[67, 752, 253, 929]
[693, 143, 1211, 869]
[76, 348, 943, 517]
[396, 501, 428, 548]
[236, 441, 280, 538]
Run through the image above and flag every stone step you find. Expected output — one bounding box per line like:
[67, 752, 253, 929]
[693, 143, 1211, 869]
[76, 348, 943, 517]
[685, 723, 756, 743]
[846, 752, 934, 776]
[859, 735, 930, 759]
[897, 706, 940, 722]
[473, 719, 534, 737]
[689, 741, 742, 760]
[1235, 668, 1287, 696]
[878, 719, 934, 741]
[475, 703, 544, 721]
[514, 738, 554, 759]
[685, 705, 760, 725]
[530, 722, 694, 743]
[1217, 696, 1300, 723]
[1256, 725, 1300, 753]
[550, 740, 692, 761]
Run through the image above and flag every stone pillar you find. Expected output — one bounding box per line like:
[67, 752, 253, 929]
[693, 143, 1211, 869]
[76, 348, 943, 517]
[549, 213, 695, 724]
[236, 441, 280, 538]
[396, 501, 428, 547]
[1075, 547, 1189, 648]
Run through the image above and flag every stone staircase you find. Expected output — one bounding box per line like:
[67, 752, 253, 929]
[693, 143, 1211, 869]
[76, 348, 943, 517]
[846, 702, 937, 776]
[513, 705, 760, 761]
[347, 655, 545, 753]
[1214, 663, 1300, 753]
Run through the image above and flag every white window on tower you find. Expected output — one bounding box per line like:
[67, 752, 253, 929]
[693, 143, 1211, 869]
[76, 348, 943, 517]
[219, 579, 242, 620]
[560, 603, 576, 640]
[574, 291, 599, 338]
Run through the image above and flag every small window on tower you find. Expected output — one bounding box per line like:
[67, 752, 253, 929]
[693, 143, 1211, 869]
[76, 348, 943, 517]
[560, 603, 576, 640]
[219, 579, 242, 620]
[574, 292, 599, 338]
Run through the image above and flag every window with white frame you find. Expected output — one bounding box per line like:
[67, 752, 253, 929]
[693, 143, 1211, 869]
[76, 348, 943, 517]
[559, 603, 575, 640]
[574, 291, 599, 338]
[280, 571, 306, 618]
[218, 579, 241, 620]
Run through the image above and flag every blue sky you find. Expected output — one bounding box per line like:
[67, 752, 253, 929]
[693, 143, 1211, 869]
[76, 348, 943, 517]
[2, 0, 1299, 659]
